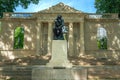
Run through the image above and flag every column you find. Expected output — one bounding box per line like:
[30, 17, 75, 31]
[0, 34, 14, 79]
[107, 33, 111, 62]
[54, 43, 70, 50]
[79, 21, 85, 56]
[47, 22, 53, 56]
[68, 22, 73, 57]
[36, 21, 41, 55]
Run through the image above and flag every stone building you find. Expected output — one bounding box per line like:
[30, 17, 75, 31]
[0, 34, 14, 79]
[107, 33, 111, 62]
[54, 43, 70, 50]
[0, 2, 120, 60]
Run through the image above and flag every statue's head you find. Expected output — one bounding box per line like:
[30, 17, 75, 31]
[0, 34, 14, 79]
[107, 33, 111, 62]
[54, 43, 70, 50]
[57, 15, 62, 19]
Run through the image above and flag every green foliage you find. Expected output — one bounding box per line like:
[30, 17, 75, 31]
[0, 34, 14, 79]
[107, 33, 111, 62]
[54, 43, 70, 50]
[0, 0, 40, 18]
[97, 37, 107, 49]
[14, 27, 24, 49]
[0, 22, 1, 32]
[95, 0, 120, 13]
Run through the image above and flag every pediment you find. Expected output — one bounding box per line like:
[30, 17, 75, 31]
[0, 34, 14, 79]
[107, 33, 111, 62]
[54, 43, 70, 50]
[38, 2, 83, 13]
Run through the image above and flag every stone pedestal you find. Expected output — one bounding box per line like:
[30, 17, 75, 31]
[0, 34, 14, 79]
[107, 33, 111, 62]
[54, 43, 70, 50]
[47, 40, 72, 67]
[32, 40, 87, 80]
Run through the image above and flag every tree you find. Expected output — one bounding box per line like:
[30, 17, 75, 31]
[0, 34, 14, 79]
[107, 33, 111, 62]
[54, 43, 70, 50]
[14, 27, 24, 49]
[95, 0, 120, 14]
[0, 0, 39, 18]
[97, 37, 107, 49]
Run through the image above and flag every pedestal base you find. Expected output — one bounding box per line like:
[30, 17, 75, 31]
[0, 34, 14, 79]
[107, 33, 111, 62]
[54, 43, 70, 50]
[32, 67, 87, 80]
[47, 40, 72, 67]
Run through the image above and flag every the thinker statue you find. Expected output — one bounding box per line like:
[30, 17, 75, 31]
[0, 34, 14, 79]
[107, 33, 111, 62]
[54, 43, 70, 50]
[53, 15, 67, 40]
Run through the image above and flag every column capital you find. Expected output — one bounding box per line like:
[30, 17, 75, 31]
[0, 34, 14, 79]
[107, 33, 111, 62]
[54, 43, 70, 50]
[69, 21, 73, 23]
[48, 21, 53, 23]
[48, 22, 53, 25]
[80, 21, 84, 23]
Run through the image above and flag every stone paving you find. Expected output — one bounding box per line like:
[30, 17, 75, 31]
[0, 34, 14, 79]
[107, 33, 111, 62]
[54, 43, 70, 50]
[0, 55, 120, 80]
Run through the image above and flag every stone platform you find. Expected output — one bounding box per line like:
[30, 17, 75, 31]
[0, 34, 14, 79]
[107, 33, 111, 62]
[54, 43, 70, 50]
[0, 65, 120, 80]
[32, 66, 87, 80]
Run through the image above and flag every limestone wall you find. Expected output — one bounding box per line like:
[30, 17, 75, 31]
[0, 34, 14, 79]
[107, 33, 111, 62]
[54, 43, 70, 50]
[72, 23, 80, 57]
[84, 19, 120, 59]
[0, 13, 120, 60]
[0, 19, 37, 59]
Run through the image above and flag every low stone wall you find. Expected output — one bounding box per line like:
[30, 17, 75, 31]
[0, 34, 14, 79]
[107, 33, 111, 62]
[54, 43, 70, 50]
[0, 66, 120, 80]
[87, 66, 120, 80]
[85, 50, 120, 60]
[0, 66, 32, 80]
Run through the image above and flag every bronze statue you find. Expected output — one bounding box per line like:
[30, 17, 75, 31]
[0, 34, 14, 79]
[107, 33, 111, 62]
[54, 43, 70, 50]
[53, 15, 64, 40]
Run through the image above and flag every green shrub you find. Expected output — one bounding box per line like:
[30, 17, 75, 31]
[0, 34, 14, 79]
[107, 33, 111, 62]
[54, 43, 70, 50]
[97, 37, 107, 49]
[14, 27, 24, 49]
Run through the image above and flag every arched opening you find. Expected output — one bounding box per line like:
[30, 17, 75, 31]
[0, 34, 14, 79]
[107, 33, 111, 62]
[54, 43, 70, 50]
[97, 27, 107, 49]
[14, 27, 24, 49]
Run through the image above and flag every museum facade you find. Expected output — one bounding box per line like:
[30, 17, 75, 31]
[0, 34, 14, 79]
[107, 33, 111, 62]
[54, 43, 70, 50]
[0, 2, 120, 60]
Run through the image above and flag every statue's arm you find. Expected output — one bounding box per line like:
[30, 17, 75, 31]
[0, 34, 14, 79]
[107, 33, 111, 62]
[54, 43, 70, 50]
[62, 19, 64, 26]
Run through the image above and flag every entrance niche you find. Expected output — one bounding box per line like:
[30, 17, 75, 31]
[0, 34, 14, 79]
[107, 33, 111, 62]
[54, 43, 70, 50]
[41, 22, 48, 55]
[73, 23, 80, 56]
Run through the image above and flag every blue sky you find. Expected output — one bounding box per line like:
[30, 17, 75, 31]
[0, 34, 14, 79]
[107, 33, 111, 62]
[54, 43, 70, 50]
[15, 0, 96, 13]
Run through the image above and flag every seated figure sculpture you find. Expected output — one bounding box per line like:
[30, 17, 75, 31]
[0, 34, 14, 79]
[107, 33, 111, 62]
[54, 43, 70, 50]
[53, 15, 65, 40]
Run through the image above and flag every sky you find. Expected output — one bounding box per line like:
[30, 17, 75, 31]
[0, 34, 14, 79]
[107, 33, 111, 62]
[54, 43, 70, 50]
[15, 0, 96, 13]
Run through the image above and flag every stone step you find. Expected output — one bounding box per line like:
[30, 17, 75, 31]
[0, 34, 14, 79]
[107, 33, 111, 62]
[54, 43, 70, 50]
[86, 66, 120, 79]
[0, 66, 32, 80]
[88, 78, 120, 80]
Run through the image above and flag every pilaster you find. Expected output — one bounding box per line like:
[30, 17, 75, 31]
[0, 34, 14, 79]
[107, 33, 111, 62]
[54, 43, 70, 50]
[47, 22, 53, 55]
[79, 21, 85, 56]
[36, 21, 41, 55]
[68, 22, 73, 56]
